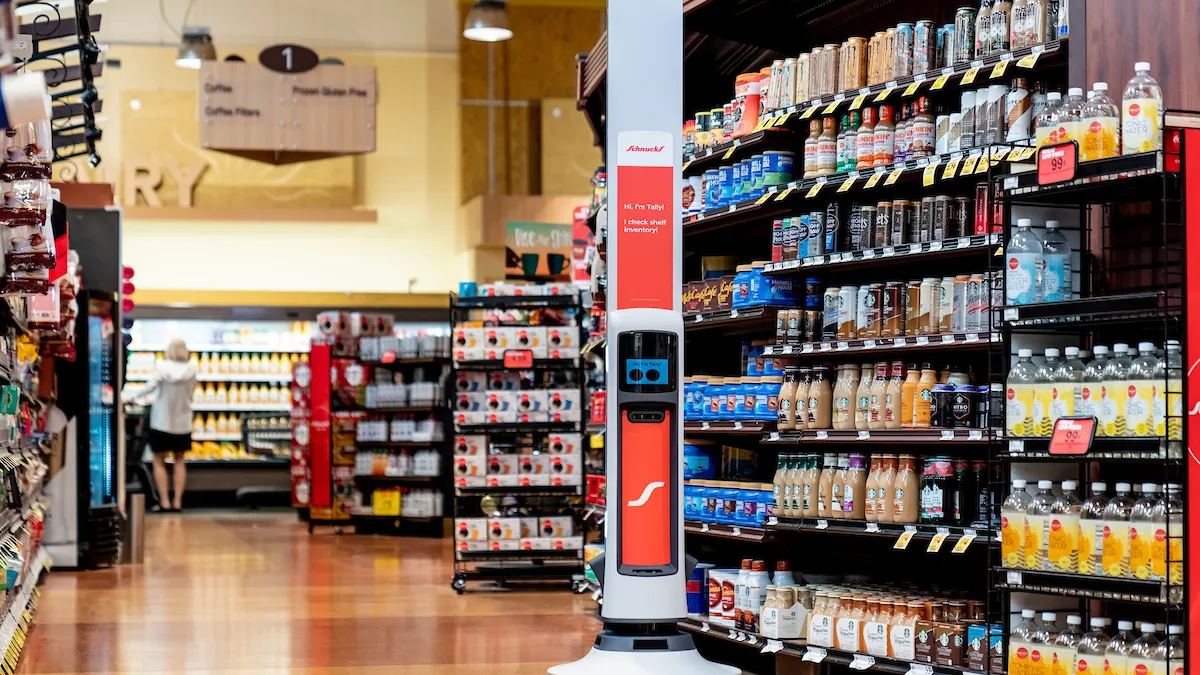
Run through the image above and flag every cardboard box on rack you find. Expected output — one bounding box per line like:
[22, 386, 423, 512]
[454, 456, 486, 477]
[454, 435, 486, 456]
[545, 327, 576, 349]
[482, 411, 518, 424]
[516, 412, 548, 424]
[547, 453, 581, 478]
[488, 517, 521, 540]
[519, 474, 550, 487]
[515, 390, 547, 413]
[453, 327, 483, 349]
[483, 326, 515, 352]
[545, 433, 582, 455]
[455, 476, 485, 488]
[518, 454, 549, 475]
[485, 474, 518, 488]
[454, 412, 485, 426]
[454, 348, 484, 361]
[487, 454, 519, 475]
[550, 536, 583, 551]
[547, 347, 580, 360]
[454, 371, 486, 393]
[520, 537, 552, 550]
[454, 392, 485, 412]
[484, 391, 516, 413]
[512, 326, 546, 352]
[332, 359, 370, 388]
[546, 389, 582, 421]
[488, 540, 519, 551]
[457, 540, 486, 553]
[539, 516, 574, 538]
[487, 372, 522, 390]
[520, 517, 539, 539]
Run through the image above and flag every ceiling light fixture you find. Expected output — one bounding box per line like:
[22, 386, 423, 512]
[463, 0, 513, 42]
[175, 25, 216, 69]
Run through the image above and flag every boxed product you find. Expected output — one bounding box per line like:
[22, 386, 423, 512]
[455, 411, 485, 426]
[455, 518, 486, 541]
[546, 327, 576, 349]
[488, 517, 521, 540]
[539, 516, 574, 537]
[482, 411, 518, 424]
[551, 536, 583, 551]
[707, 570, 735, 627]
[484, 391, 516, 413]
[457, 540, 486, 552]
[483, 326, 514, 352]
[547, 346, 580, 360]
[487, 454, 519, 475]
[520, 517, 539, 539]
[486, 474, 518, 487]
[914, 619, 937, 663]
[517, 412, 549, 424]
[454, 436, 486, 456]
[520, 537, 552, 550]
[515, 390, 547, 413]
[316, 311, 352, 338]
[454, 371, 486, 393]
[454, 456, 486, 478]
[512, 326, 546, 354]
[331, 359, 370, 388]
[519, 454, 549, 475]
[519, 474, 550, 487]
[933, 624, 966, 667]
[488, 540, 519, 551]
[546, 389, 582, 422]
[455, 392, 485, 412]
[761, 589, 806, 640]
[454, 347, 484, 362]
[545, 433, 582, 455]
[487, 372, 522, 391]
[453, 327, 483, 349]
[966, 624, 988, 672]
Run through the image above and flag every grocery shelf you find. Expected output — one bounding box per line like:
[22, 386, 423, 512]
[993, 567, 1180, 605]
[355, 404, 445, 414]
[770, 516, 990, 546]
[454, 549, 584, 562]
[356, 439, 443, 448]
[999, 437, 1182, 462]
[684, 306, 775, 334]
[361, 355, 450, 366]
[354, 474, 441, 485]
[775, 641, 986, 675]
[454, 485, 583, 498]
[453, 295, 580, 310]
[682, 128, 794, 176]
[763, 234, 1002, 278]
[192, 434, 243, 442]
[683, 197, 792, 237]
[762, 428, 992, 444]
[453, 358, 580, 371]
[684, 520, 767, 542]
[995, 151, 1169, 205]
[126, 373, 293, 383]
[182, 458, 290, 466]
[454, 422, 581, 435]
[678, 619, 770, 650]
[684, 420, 772, 436]
[763, 332, 1001, 358]
[1000, 293, 1177, 328]
[191, 403, 290, 412]
[129, 344, 310, 353]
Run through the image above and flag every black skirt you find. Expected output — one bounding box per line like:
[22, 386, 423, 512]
[149, 429, 192, 454]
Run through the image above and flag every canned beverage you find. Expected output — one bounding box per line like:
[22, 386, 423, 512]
[779, 58, 796, 109]
[772, 219, 784, 262]
[948, 112, 963, 153]
[953, 196, 972, 239]
[966, 273, 986, 331]
[823, 288, 840, 340]
[825, 201, 843, 253]
[838, 285, 859, 340]
[919, 196, 935, 243]
[695, 111, 712, 151]
[953, 274, 971, 332]
[710, 108, 726, 145]
[1005, 77, 1032, 143]
[775, 308, 789, 343]
[936, 25, 953, 69]
[808, 210, 826, 256]
[883, 28, 897, 82]
[905, 280, 923, 335]
[936, 114, 951, 155]
[973, 182, 991, 235]
[955, 7, 977, 64]
[844, 37, 868, 91]
[865, 283, 884, 337]
[856, 284, 872, 338]
[940, 276, 956, 333]
[823, 44, 840, 98]
[874, 201, 892, 248]
[704, 169, 722, 210]
[768, 59, 785, 111]
[973, 87, 990, 146]
[795, 214, 811, 258]
[960, 90, 977, 149]
[913, 20, 936, 75]
[723, 102, 735, 139]
[894, 23, 914, 78]
[785, 309, 802, 344]
[934, 195, 952, 242]
[882, 281, 904, 337]
[984, 84, 1007, 145]
[804, 310, 821, 343]
[891, 199, 911, 245]
[795, 54, 811, 104]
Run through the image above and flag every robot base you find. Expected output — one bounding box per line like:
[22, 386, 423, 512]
[549, 627, 741, 675]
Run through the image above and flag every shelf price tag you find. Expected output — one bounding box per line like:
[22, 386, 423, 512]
[864, 169, 886, 189]
[701, 622, 712, 633]
[922, 160, 941, 186]
[907, 664, 935, 675]
[767, 516, 780, 526]
[774, 185, 797, 201]
[931, 68, 954, 90]
[682, 159, 693, 172]
[806, 179, 827, 198]
[1049, 416, 1097, 454]
[960, 154, 980, 174]
[824, 98, 843, 115]
[850, 655, 877, 670]
[865, 522, 881, 533]
[941, 430, 955, 441]
[763, 640, 786, 654]
[836, 341, 850, 351]
[816, 430, 829, 439]
[773, 112, 793, 127]
[803, 647, 828, 664]
[952, 528, 978, 553]
[1006, 570, 1023, 585]
[960, 65, 982, 86]
[857, 430, 871, 440]
[991, 146, 1012, 161]
[1037, 141, 1079, 185]
[816, 519, 829, 530]
[876, 83, 897, 102]
[850, 94, 867, 110]
[884, 166, 906, 186]
[700, 523, 710, 533]
[974, 155, 992, 174]
[800, 103, 821, 119]
[927, 527, 951, 552]
[755, 115, 775, 132]
[894, 337, 907, 346]
[723, 145, 737, 160]
[801, 344, 814, 353]
[838, 172, 859, 192]
[968, 430, 984, 441]
[732, 526, 743, 537]
[756, 191, 776, 205]
[864, 339, 877, 348]
[894, 525, 918, 550]
[1017, 45, 1044, 68]
[942, 155, 962, 179]
[990, 59, 1011, 79]
[904, 80, 923, 97]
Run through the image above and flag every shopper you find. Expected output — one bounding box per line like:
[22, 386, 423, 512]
[128, 339, 198, 512]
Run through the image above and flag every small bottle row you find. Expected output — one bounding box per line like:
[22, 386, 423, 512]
[1011, 613, 1181, 675]
[354, 449, 441, 478]
[355, 415, 444, 443]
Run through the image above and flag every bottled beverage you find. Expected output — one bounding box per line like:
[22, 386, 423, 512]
[1101, 482, 1135, 577]
[1026, 479, 1056, 569]
[1127, 624, 1162, 675]
[735, 559, 752, 629]
[1165, 341, 1183, 440]
[845, 111, 861, 173]
[1126, 342, 1161, 437]
[1082, 82, 1120, 160]
[818, 454, 836, 517]
[976, 0, 994, 58]
[1007, 349, 1039, 437]
[1010, 609, 1041, 675]
[804, 454, 822, 517]
[773, 453, 792, 516]
[901, 363, 919, 429]
[1035, 91, 1063, 148]
[1121, 62, 1163, 154]
[1161, 626, 1183, 675]
[836, 114, 849, 173]
[1031, 612, 1060, 675]
[831, 453, 850, 518]
[1106, 621, 1137, 675]
[817, 116, 838, 175]
[991, 0, 1012, 53]
[1047, 480, 1082, 572]
[873, 105, 896, 166]
[1078, 346, 1110, 422]
[1053, 615, 1085, 675]
[1053, 346, 1087, 422]
[1079, 482, 1108, 575]
[869, 361, 889, 430]
[1129, 483, 1160, 579]
[1034, 348, 1062, 435]
[1161, 484, 1183, 584]
[1040, 220, 1072, 302]
[1099, 343, 1133, 437]
[857, 107, 877, 170]
[1056, 87, 1087, 145]
[884, 362, 904, 430]
[1077, 618, 1111, 675]
[1002, 479, 1034, 568]
[1006, 218, 1044, 306]
[855, 363, 873, 429]
[805, 119, 821, 177]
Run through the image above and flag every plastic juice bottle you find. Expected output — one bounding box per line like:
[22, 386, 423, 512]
[1079, 482, 1108, 575]
[205, 414, 217, 435]
[1047, 480, 1082, 572]
[836, 114, 850, 173]
[1106, 621, 1137, 675]
[774, 453, 792, 516]
[1078, 346, 1110, 423]
[1129, 483, 1160, 579]
[192, 415, 204, 435]
[1164, 341, 1182, 439]
[845, 111, 861, 173]
[1161, 484, 1183, 583]
[1007, 218, 1044, 305]
[1026, 479, 1056, 569]
[884, 361, 904, 430]
[1099, 343, 1133, 437]
[817, 116, 838, 176]
[1002, 479, 1034, 568]
[1082, 82, 1120, 160]
[913, 363, 937, 428]
[817, 453, 836, 517]
[1007, 349, 1039, 437]
[1127, 624, 1162, 675]
[1034, 348, 1062, 435]
[1040, 220, 1072, 302]
[873, 105, 896, 166]
[1011, 609, 1041, 675]
[1078, 618, 1111, 675]
[1053, 616, 1085, 675]
[1052, 346, 1086, 422]
[203, 383, 217, 404]
[901, 363, 919, 429]
[1121, 62, 1163, 155]
[1126, 342, 1161, 437]
[1055, 88, 1086, 144]
[1035, 91, 1063, 147]
[1161, 626, 1183, 675]
[1101, 482, 1135, 577]
[855, 363, 873, 429]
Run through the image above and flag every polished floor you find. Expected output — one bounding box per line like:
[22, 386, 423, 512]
[20, 512, 601, 674]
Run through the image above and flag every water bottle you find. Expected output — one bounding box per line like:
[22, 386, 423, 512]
[1040, 220, 1072, 301]
[1005, 218, 1044, 305]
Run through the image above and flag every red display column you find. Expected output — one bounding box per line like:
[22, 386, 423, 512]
[307, 343, 333, 517]
[1183, 128, 1199, 671]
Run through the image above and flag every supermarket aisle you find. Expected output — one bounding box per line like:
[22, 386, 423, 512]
[19, 512, 599, 674]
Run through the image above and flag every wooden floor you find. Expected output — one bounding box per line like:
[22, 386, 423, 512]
[19, 512, 601, 674]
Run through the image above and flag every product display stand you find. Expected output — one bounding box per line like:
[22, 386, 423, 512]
[450, 293, 587, 594]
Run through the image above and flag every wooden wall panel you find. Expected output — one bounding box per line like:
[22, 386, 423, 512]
[1081, 0, 1200, 110]
[540, 97, 602, 196]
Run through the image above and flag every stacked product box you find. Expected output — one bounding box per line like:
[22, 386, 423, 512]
[453, 433, 584, 488]
[454, 515, 583, 553]
[452, 325, 580, 362]
[452, 370, 582, 426]
[289, 358, 313, 508]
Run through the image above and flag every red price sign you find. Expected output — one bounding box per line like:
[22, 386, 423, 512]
[380, 351, 396, 364]
[503, 349, 535, 369]
[1048, 416, 1097, 455]
[1037, 141, 1078, 185]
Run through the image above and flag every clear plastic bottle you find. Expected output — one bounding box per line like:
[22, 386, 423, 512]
[1078, 618, 1110, 675]
[1053, 346, 1087, 422]
[1035, 91, 1063, 148]
[1106, 621, 1137, 675]
[1099, 343, 1134, 437]
[1026, 479, 1056, 569]
[1128, 623, 1162, 675]
[1101, 482, 1135, 577]
[1006, 218, 1044, 306]
[1002, 479, 1034, 568]
[1047, 480, 1082, 572]
[1126, 342, 1161, 437]
[1121, 62, 1163, 155]
[1165, 340, 1183, 441]
[1129, 483, 1160, 579]
[1032, 612, 1061, 675]
[805, 119, 821, 178]
[1161, 484, 1184, 584]
[1034, 348, 1062, 435]
[1007, 348, 1040, 437]
[1010, 609, 1041, 675]
[1053, 615, 1085, 675]
[1079, 481, 1108, 575]
[1161, 625, 1183, 675]
[1082, 82, 1120, 160]
[1040, 220, 1072, 302]
[1078, 345, 1110, 423]
[1056, 87, 1087, 145]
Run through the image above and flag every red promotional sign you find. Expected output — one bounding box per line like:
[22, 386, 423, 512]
[1037, 141, 1078, 185]
[503, 349, 534, 369]
[1048, 417, 1096, 455]
[1183, 127, 1200, 672]
[615, 130, 675, 311]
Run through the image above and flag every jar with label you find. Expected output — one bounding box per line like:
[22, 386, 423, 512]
[873, 105, 896, 166]
[817, 117, 838, 175]
[857, 107, 878, 170]
[911, 97, 936, 158]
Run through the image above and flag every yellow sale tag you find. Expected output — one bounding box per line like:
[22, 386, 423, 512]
[942, 157, 961, 179]
[931, 73, 952, 90]
[893, 530, 916, 550]
[875, 86, 896, 102]
[927, 532, 949, 553]
[774, 187, 795, 201]
[824, 99, 843, 115]
[772, 112, 792, 127]
[373, 489, 401, 516]
[682, 159, 693, 172]
[590, 432, 604, 449]
[723, 146, 737, 160]
[975, 156, 992, 174]
[864, 171, 885, 189]
[838, 174, 858, 192]
[990, 59, 1010, 79]
[800, 104, 820, 119]
[922, 161, 940, 186]
[960, 66, 981, 86]
[1019, 147, 1038, 161]
[755, 191, 775, 205]
[960, 155, 979, 174]
[1017, 51, 1040, 68]
[850, 94, 867, 110]
[806, 180, 826, 198]
[754, 116, 771, 132]
[991, 147, 1011, 161]
[952, 533, 977, 553]
[904, 81, 922, 97]
[884, 166, 905, 186]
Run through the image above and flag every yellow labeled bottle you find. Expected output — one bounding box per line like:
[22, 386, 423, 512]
[1051, 615, 1084, 675]
[269, 353, 282, 374]
[214, 384, 227, 405]
[1101, 482, 1134, 577]
[1126, 624, 1162, 675]
[1078, 482, 1108, 575]
[204, 414, 218, 435]
[1010, 610, 1040, 675]
[218, 354, 231, 375]
[216, 414, 228, 434]
[1081, 83, 1120, 160]
[1052, 347, 1086, 426]
[1121, 62, 1162, 155]
[1047, 480, 1082, 572]
[1033, 349, 1062, 437]
[1126, 343, 1160, 437]
[1164, 341, 1182, 440]
[203, 383, 217, 404]
[1104, 622, 1136, 675]
[1007, 349, 1038, 437]
[198, 352, 211, 374]
[1162, 484, 1184, 584]
[192, 415, 204, 435]
[1026, 480, 1055, 569]
[1128, 483, 1159, 579]
[1098, 344, 1132, 437]
[1002, 479, 1033, 568]
[1029, 612, 1059, 675]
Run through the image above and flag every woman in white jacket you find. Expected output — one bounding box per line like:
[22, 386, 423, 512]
[136, 339, 198, 511]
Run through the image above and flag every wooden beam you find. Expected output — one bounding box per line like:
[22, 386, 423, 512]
[122, 206, 378, 223]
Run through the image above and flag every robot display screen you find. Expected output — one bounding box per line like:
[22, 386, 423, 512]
[617, 331, 677, 393]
